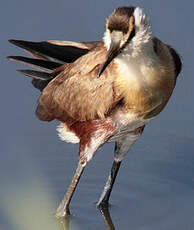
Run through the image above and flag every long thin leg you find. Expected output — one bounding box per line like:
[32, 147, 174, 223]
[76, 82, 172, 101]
[55, 163, 85, 218]
[97, 127, 145, 208]
[97, 160, 121, 208]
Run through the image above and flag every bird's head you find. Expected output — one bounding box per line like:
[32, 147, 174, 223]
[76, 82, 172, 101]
[98, 6, 152, 76]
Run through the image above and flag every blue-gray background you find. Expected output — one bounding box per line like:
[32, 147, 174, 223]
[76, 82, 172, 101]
[1, 0, 194, 230]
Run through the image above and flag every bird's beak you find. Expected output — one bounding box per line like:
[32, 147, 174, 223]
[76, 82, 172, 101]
[98, 32, 122, 77]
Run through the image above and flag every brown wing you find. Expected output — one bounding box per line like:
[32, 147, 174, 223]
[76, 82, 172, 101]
[153, 37, 182, 79]
[144, 38, 182, 119]
[167, 45, 182, 78]
[36, 45, 122, 122]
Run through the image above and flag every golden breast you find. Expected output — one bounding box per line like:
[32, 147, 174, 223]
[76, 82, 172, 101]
[114, 57, 176, 116]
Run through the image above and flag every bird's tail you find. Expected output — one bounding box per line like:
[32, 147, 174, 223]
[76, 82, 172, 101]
[7, 39, 91, 91]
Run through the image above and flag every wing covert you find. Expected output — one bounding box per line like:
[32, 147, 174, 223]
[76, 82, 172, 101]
[37, 62, 121, 122]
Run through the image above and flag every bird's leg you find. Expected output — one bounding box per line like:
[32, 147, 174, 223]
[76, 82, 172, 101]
[97, 126, 145, 208]
[55, 163, 85, 218]
[55, 119, 115, 218]
[97, 159, 121, 208]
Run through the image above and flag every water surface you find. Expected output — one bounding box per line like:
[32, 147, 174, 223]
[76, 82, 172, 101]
[1, 0, 194, 229]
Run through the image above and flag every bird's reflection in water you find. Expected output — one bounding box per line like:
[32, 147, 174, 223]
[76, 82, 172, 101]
[98, 206, 115, 230]
[56, 206, 115, 230]
[57, 216, 70, 230]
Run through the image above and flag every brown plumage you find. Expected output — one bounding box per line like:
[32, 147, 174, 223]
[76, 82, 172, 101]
[37, 37, 180, 122]
[107, 7, 135, 33]
[36, 45, 120, 122]
[8, 6, 182, 217]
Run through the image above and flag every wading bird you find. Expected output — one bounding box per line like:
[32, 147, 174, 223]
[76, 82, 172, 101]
[8, 6, 182, 217]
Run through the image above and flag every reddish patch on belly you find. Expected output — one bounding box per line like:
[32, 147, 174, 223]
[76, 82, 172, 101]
[68, 118, 115, 165]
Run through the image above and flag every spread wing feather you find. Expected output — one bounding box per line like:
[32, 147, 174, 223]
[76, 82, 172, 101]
[7, 56, 60, 72]
[8, 39, 101, 63]
[9, 39, 103, 92]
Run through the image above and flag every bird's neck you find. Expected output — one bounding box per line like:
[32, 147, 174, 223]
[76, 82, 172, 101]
[113, 38, 166, 116]
[116, 38, 157, 71]
[121, 26, 153, 60]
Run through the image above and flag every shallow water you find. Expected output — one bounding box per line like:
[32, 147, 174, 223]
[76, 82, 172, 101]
[1, 0, 194, 229]
[1, 133, 194, 230]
